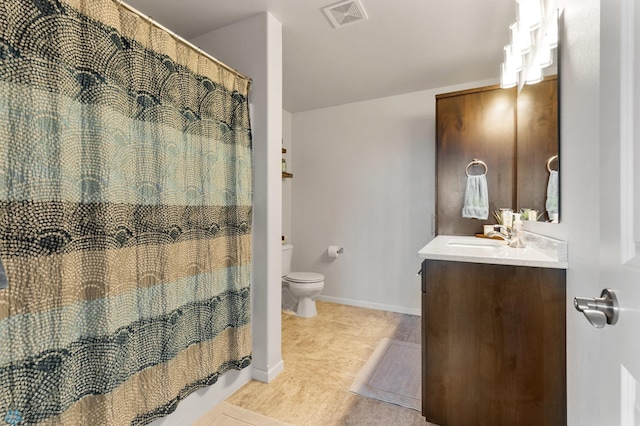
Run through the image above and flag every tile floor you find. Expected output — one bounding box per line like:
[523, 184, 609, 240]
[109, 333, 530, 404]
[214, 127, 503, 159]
[221, 301, 434, 425]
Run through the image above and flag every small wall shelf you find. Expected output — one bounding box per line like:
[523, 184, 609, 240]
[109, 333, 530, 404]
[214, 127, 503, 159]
[282, 146, 291, 178]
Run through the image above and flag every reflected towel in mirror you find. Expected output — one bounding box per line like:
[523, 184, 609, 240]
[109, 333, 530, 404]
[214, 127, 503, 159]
[546, 170, 559, 220]
[462, 175, 489, 220]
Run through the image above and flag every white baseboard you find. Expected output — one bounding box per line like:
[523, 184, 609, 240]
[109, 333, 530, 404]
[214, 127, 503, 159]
[251, 359, 285, 383]
[316, 295, 421, 316]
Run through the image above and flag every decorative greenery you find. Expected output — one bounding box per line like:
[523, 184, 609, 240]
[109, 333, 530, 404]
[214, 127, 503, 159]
[493, 210, 504, 225]
[519, 208, 545, 221]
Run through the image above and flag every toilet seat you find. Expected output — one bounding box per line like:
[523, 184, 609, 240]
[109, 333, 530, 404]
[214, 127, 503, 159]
[284, 272, 324, 284]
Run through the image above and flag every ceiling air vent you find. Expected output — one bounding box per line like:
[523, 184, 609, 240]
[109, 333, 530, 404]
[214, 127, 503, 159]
[323, 0, 369, 28]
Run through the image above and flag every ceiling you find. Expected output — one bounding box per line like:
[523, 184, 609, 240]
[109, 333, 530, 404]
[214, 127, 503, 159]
[125, 0, 516, 112]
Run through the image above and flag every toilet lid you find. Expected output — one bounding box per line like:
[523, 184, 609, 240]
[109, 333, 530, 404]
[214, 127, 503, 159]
[285, 272, 324, 283]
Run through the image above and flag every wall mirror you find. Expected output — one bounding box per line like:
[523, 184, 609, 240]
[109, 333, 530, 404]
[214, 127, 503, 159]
[515, 74, 559, 223]
[435, 9, 560, 236]
[435, 74, 559, 236]
[510, 9, 562, 224]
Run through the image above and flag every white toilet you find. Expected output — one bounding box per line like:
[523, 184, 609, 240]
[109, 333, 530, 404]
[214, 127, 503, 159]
[281, 244, 324, 317]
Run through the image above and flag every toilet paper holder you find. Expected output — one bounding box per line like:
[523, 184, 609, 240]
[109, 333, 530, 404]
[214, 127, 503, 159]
[327, 246, 344, 258]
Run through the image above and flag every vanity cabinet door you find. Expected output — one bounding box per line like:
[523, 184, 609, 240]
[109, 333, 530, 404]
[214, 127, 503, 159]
[422, 260, 566, 426]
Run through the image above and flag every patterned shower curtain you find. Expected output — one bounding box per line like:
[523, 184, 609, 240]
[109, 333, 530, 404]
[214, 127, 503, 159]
[0, 0, 252, 424]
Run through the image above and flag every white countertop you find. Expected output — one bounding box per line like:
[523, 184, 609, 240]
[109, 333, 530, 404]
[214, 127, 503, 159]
[418, 233, 568, 269]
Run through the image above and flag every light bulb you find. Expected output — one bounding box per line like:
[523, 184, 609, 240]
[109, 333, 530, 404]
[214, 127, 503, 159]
[510, 22, 532, 54]
[542, 15, 558, 49]
[525, 64, 543, 84]
[500, 63, 518, 88]
[504, 45, 523, 72]
[517, 0, 543, 31]
[534, 45, 553, 68]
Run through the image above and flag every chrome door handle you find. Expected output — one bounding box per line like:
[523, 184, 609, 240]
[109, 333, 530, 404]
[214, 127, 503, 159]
[574, 288, 619, 328]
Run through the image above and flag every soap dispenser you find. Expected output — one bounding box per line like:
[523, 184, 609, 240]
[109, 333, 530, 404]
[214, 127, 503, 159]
[509, 213, 526, 248]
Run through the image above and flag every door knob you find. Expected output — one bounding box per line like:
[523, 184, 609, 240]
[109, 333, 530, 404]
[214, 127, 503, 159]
[574, 288, 619, 328]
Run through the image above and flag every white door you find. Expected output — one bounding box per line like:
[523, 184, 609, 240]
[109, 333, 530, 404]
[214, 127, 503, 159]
[575, 0, 640, 424]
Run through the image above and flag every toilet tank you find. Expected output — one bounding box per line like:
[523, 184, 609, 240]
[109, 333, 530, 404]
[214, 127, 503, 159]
[281, 244, 293, 276]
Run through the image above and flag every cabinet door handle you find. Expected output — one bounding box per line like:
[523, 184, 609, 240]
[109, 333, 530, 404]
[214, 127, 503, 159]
[416, 269, 422, 276]
[574, 288, 619, 328]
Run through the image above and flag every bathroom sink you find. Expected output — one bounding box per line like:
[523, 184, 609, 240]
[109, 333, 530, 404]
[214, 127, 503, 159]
[446, 238, 507, 249]
[418, 234, 568, 269]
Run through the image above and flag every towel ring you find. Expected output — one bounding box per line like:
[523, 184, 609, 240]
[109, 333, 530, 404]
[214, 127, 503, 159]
[546, 154, 559, 173]
[465, 159, 488, 177]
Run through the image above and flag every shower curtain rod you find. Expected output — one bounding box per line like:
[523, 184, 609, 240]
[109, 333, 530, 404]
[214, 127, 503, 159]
[114, 0, 253, 85]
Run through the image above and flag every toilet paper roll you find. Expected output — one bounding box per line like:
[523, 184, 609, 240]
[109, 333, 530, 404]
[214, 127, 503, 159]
[328, 245, 343, 258]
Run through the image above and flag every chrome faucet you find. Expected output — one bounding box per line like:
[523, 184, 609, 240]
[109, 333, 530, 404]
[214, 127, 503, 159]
[486, 229, 512, 244]
[487, 226, 526, 248]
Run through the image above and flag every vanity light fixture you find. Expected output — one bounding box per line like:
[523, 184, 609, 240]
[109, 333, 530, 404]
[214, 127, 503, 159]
[500, 0, 558, 89]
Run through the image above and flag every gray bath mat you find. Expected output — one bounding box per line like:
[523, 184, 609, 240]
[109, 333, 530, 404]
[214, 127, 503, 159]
[350, 338, 422, 411]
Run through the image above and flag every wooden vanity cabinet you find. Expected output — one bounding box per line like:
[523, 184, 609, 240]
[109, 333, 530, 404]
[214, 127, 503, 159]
[421, 259, 566, 426]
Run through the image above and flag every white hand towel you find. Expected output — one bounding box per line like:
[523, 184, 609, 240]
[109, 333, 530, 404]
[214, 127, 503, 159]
[462, 174, 489, 220]
[545, 170, 559, 221]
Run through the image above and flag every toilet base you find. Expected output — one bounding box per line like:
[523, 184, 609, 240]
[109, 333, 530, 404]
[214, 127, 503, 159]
[296, 297, 317, 318]
[282, 278, 324, 318]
